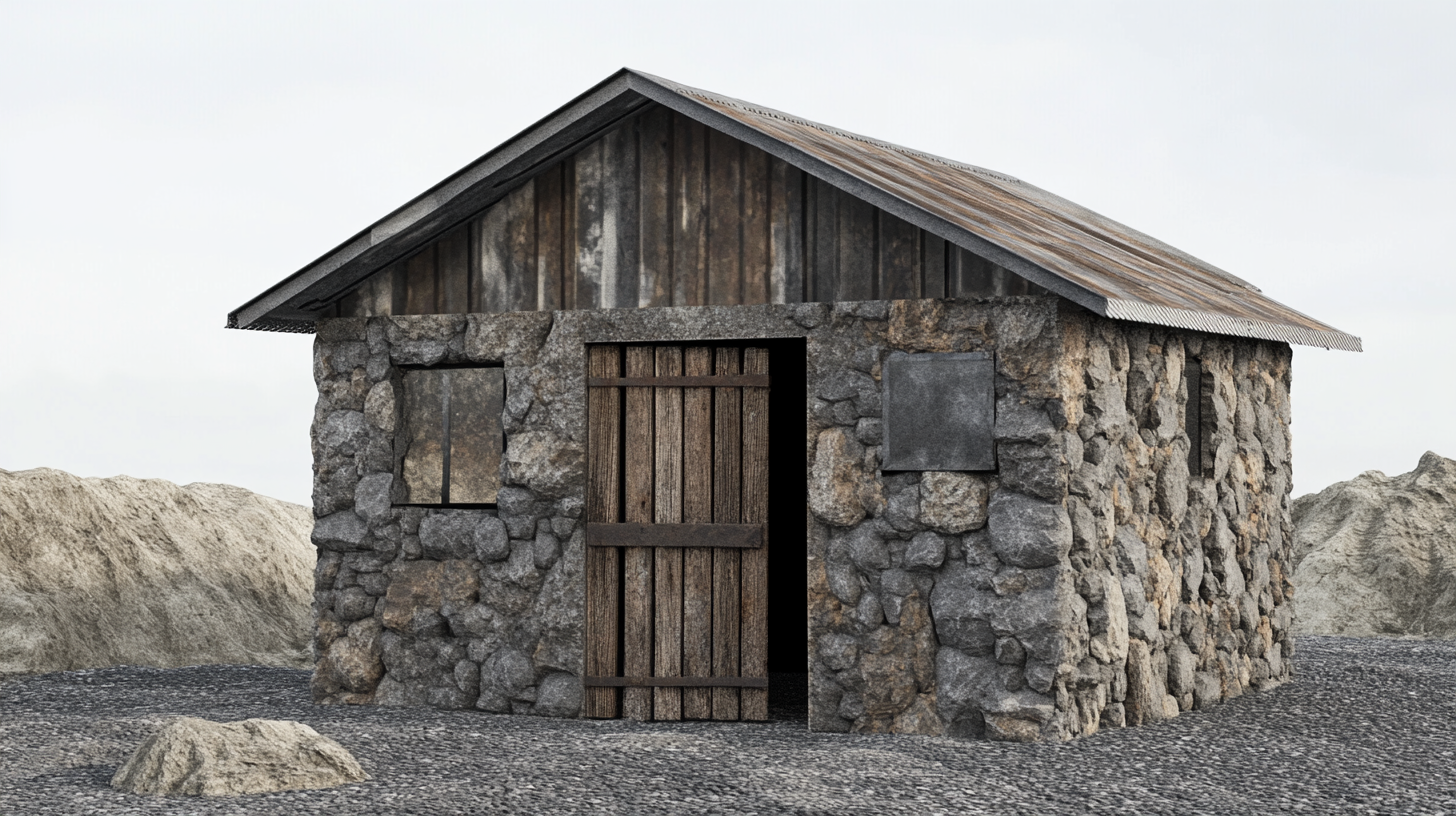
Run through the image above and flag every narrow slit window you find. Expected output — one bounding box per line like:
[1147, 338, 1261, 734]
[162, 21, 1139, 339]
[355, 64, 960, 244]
[1185, 357, 1204, 478]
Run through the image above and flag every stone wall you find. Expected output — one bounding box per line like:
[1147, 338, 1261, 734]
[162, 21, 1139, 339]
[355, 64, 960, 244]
[918, 307, 1295, 741]
[306, 296, 1295, 742]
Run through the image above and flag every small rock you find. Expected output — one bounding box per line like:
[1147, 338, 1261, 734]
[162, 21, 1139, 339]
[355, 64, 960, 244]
[111, 717, 367, 796]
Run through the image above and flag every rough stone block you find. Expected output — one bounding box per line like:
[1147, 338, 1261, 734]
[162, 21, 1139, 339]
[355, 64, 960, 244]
[919, 472, 989, 533]
[904, 531, 947, 570]
[313, 512, 368, 552]
[988, 492, 1072, 569]
[354, 473, 393, 522]
[535, 672, 583, 717]
[111, 717, 367, 796]
[810, 428, 867, 527]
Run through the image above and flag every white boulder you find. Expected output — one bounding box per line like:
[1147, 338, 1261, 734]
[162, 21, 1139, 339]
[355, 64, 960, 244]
[111, 717, 367, 796]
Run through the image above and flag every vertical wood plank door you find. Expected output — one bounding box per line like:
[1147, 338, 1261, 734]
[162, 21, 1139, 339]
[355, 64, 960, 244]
[584, 343, 771, 721]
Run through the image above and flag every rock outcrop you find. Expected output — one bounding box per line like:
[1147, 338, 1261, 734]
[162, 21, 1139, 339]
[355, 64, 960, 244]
[0, 468, 314, 679]
[1292, 452, 1456, 638]
[111, 717, 367, 796]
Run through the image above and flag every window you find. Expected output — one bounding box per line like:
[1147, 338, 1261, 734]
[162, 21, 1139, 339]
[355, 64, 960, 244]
[397, 367, 504, 505]
[1185, 357, 1206, 478]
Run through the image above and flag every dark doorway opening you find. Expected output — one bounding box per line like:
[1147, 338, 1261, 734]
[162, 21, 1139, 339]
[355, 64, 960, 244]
[763, 337, 808, 721]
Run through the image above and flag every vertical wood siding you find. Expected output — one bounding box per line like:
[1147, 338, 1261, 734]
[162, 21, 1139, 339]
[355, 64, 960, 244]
[333, 107, 1047, 318]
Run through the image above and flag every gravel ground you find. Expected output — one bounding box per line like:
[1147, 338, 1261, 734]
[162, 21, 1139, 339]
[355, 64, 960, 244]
[1, 636, 1453, 815]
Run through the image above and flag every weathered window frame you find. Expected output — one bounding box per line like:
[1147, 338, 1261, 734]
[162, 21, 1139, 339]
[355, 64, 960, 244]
[395, 365, 505, 507]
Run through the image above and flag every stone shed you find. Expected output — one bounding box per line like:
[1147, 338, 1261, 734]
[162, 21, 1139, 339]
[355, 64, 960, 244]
[229, 70, 1361, 741]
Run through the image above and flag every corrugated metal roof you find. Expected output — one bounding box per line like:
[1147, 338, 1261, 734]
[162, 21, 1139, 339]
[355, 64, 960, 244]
[229, 69, 1360, 351]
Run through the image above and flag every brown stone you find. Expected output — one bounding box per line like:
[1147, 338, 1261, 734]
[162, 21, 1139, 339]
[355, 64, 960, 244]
[382, 560, 479, 633]
[809, 428, 867, 527]
[319, 619, 384, 695]
[919, 472, 989, 533]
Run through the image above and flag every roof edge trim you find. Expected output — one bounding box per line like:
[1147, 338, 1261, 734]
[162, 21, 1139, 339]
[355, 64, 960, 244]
[1104, 299, 1362, 351]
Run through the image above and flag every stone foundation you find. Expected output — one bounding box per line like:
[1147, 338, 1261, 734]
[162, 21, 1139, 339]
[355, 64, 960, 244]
[308, 296, 1294, 741]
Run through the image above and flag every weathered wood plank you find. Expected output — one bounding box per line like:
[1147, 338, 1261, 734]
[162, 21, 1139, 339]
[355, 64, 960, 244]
[391, 260, 408, 315]
[769, 159, 804, 304]
[707, 128, 742, 306]
[504, 183, 537, 312]
[653, 346, 684, 720]
[712, 346, 742, 720]
[477, 199, 511, 313]
[950, 245, 994, 298]
[334, 289, 359, 319]
[563, 156, 578, 311]
[638, 107, 674, 308]
[535, 163, 565, 311]
[586, 523, 764, 549]
[741, 144, 770, 305]
[367, 266, 394, 316]
[437, 223, 471, 314]
[995, 263, 1031, 296]
[447, 367, 503, 504]
[404, 246, 436, 314]
[681, 346, 714, 719]
[575, 140, 605, 310]
[922, 231, 946, 299]
[837, 193, 876, 301]
[587, 375, 771, 388]
[673, 113, 708, 306]
[739, 347, 770, 721]
[810, 178, 837, 302]
[878, 210, 919, 301]
[622, 345, 655, 721]
[601, 121, 639, 310]
[584, 676, 768, 689]
[584, 345, 622, 718]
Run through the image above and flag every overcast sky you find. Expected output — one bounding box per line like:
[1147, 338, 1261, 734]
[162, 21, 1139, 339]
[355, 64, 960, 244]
[1, 1, 1451, 506]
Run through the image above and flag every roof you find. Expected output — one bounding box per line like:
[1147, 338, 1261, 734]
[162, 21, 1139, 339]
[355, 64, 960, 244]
[228, 69, 1361, 352]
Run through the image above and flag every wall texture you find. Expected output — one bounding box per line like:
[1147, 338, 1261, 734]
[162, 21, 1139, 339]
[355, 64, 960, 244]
[308, 297, 1294, 742]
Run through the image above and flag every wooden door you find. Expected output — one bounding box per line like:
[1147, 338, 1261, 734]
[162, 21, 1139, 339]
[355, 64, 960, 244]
[584, 343, 770, 721]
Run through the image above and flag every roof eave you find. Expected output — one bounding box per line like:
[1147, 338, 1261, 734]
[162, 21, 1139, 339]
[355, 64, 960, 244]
[1104, 299, 1363, 352]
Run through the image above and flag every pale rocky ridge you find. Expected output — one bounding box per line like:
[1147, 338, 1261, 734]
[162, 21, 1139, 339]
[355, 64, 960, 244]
[0, 467, 315, 679]
[1292, 451, 1456, 638]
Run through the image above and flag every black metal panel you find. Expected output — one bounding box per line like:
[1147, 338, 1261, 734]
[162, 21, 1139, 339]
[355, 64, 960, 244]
[882, 352, 995, 471]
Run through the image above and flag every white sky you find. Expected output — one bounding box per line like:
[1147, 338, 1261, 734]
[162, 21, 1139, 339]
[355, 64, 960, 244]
[1, 1, 1451, 506]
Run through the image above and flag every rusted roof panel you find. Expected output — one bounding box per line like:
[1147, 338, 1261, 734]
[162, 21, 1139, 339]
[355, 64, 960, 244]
[643, 73, 1360, 351]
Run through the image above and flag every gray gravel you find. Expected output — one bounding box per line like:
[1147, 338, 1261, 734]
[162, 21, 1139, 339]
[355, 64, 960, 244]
[1, 636, 1453, 815]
